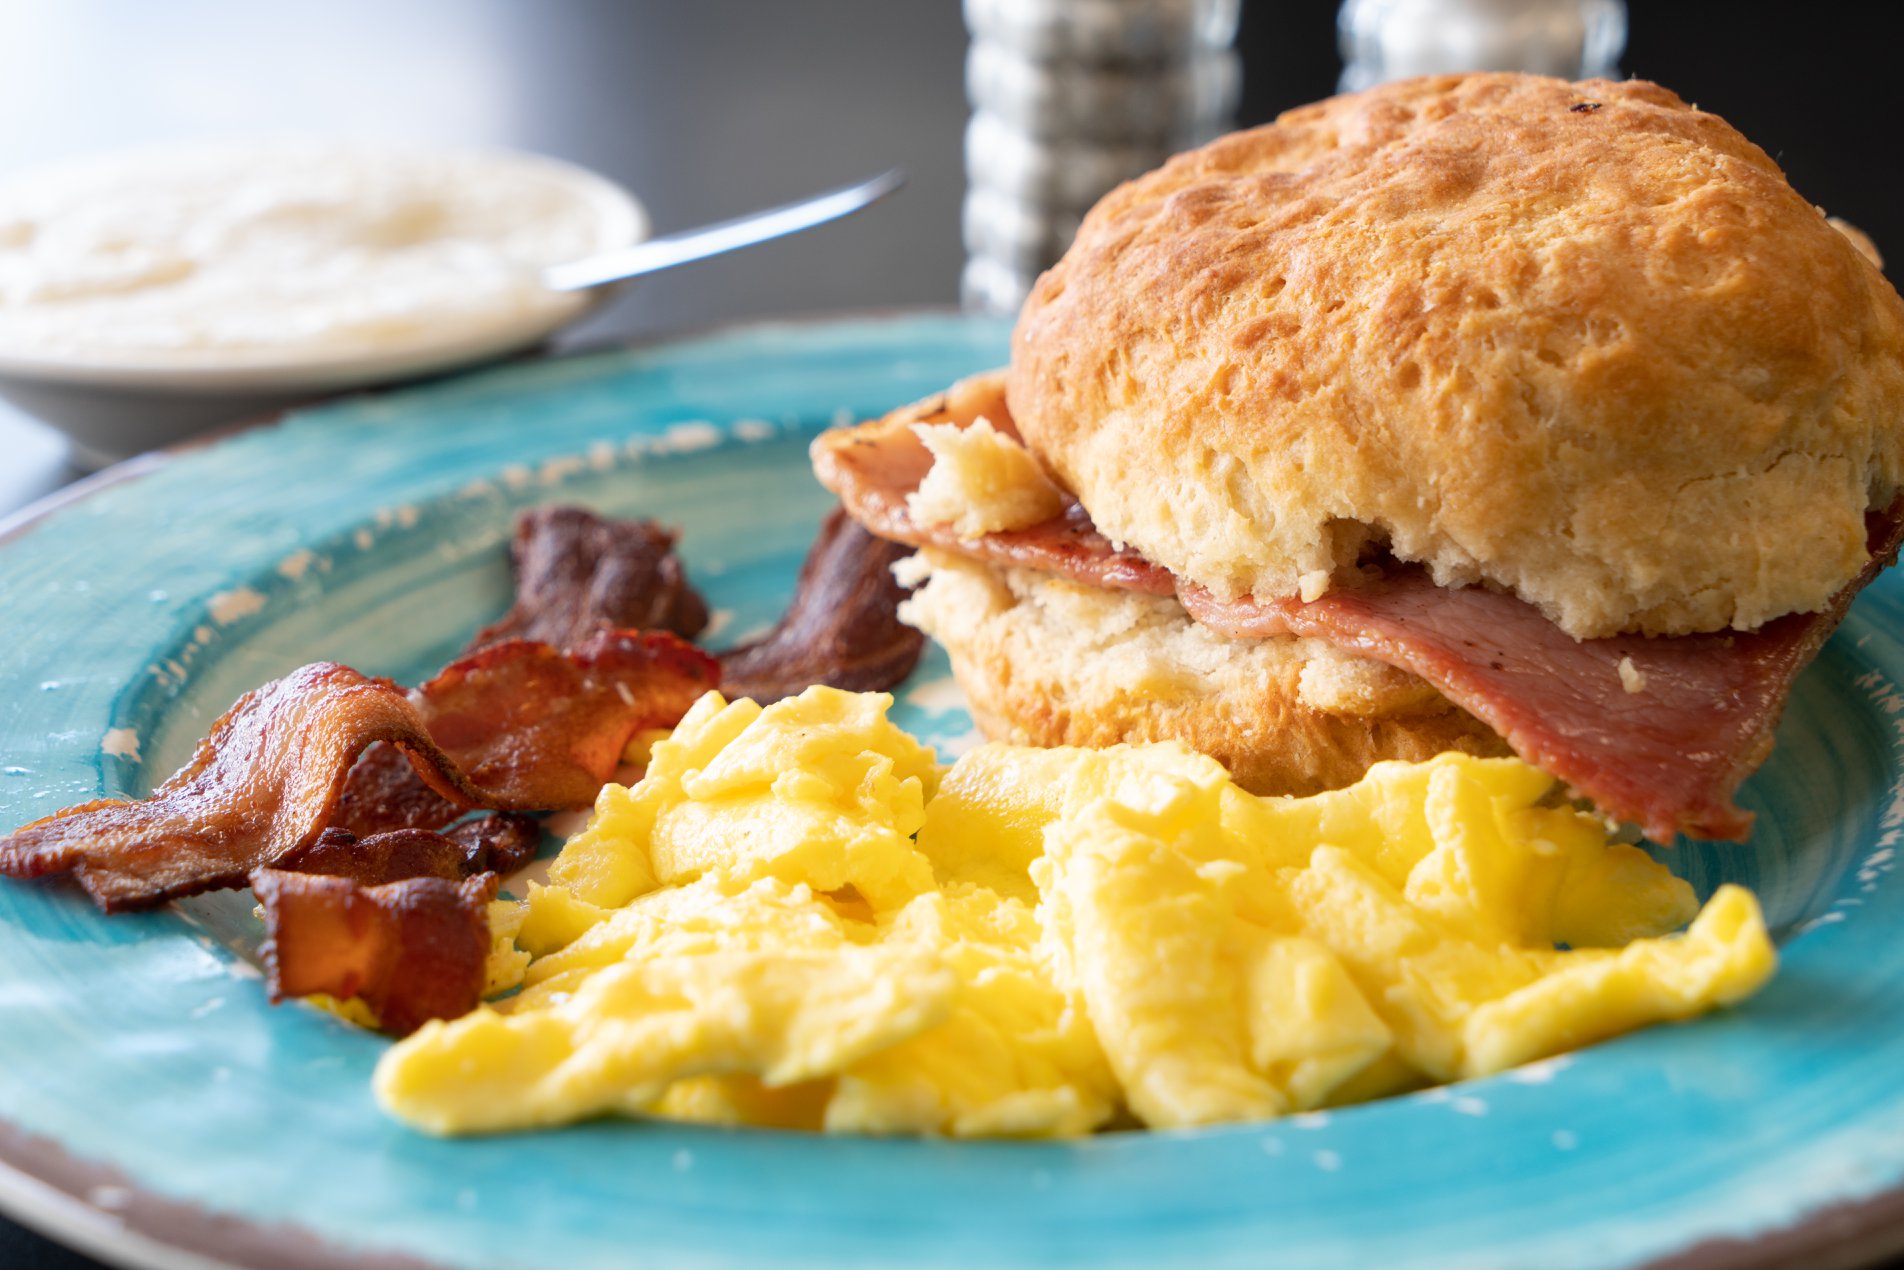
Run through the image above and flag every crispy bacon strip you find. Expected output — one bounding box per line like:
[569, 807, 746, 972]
[422, 629, 715, 807]
[717, 507, 927, 704]
[815, 378, 1904, 842]
[335, 507, 714, 838]
[260, 817, 537, 1035]
[280, 827, 467, 884]
[335, 627, 719, 837]
[252, 868, 499, 1036]
[440, 812, 543, 876]
[0, 665, 487, 912]
[469, 506, 709, 651]
[278, 816, 540, 885]
[0, 632, 715, 911]
[330, 744, 469, 838]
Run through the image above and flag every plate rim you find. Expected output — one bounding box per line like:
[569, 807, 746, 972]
[2, 311, 1904, 1270]
[0, 310, 993, 1270]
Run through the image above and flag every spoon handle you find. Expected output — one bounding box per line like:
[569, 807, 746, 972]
[543, 169, 906, 293]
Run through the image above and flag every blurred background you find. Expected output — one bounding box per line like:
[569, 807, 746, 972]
[3, 0, 1900, 517]
[0, 4, 1898, 1256]
[4, 1, 1894, 343]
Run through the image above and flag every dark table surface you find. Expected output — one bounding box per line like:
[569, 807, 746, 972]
[2, 2, 1900, 1266]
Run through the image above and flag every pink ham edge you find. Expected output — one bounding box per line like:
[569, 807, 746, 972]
[815, 411, 1904, 842]
[1185, 500, 1902, 841]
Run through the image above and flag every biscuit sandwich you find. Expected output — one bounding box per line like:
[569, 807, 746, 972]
[813, 72, 1904, 841]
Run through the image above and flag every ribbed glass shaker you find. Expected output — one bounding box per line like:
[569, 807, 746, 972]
[1338, 0, 1626, 91]
[962, 0, 1242, 316]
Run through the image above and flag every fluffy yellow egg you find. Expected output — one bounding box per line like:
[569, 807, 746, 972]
[375, 686, 1776, 1137]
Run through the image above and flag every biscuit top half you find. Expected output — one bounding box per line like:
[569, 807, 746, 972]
[1008, 73, 1904, 638]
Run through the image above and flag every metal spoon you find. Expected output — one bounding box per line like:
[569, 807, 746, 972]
[543, 169, 906, 293]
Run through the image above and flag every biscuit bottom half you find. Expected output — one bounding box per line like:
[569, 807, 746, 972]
[898, 548, 1506, 797]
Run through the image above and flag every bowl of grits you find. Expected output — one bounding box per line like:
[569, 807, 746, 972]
[0, 139, 646, 467]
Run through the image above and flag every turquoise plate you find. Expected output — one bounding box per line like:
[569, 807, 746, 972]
[3, 314, 1904, 1270]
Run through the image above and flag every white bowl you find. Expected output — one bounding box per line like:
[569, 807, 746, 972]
[0, 142, 647, 468]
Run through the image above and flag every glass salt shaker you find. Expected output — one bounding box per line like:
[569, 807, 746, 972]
[1338, 0, 1627, 92]
[962, 0, 1242, 316]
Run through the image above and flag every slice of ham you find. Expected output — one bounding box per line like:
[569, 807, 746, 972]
[252, 868, 499, 1036]
[810, 372, 1173, 597]
[717, 507, 928, 704]
[1182, 504, 1903, 842]
[0, 631, 716, 911]
[815, 376, 1904, 842]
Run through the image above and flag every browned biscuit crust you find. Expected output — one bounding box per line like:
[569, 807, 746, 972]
[957, 681, 1506, 801]
[901, 551, 1506, 798]
[1009, 73, 1904, 638]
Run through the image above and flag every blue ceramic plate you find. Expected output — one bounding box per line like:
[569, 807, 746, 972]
[3, 314, 1904, 1270]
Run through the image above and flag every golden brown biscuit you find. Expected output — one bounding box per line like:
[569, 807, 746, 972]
[899, 549, 1505, 797]
[1009, 73, 1904, 637]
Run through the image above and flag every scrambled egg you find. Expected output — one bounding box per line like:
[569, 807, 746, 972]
[375, 687, 1775, 1136]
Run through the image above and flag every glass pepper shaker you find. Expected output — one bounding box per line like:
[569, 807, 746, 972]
[962, 0, 1242, 316]
[1338, 0, 1627, 92]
